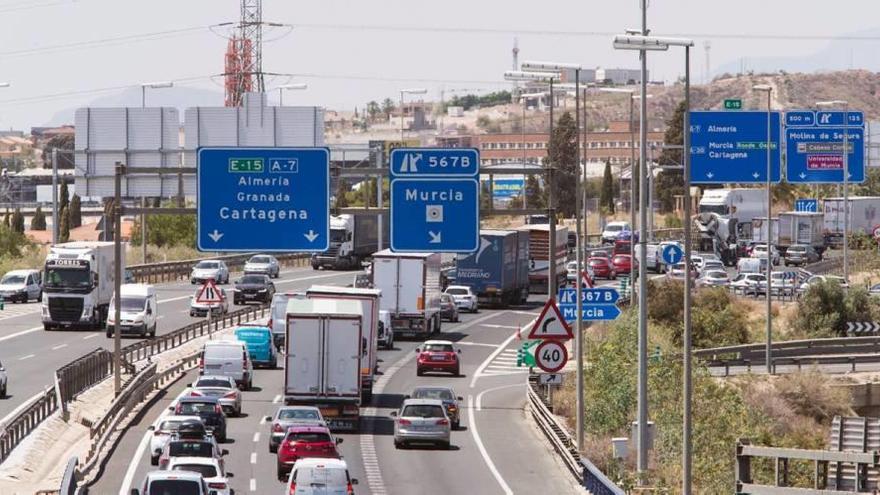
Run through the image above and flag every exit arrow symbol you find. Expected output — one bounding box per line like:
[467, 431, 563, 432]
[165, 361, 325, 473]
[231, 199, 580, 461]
[706, 171, 714, 179]
[799, 173, 807, 179]
[304, 230, 319, 242]
[752, 172, 760, 179]
[428, 231, 442, 244]
[208, 230, 224, 242]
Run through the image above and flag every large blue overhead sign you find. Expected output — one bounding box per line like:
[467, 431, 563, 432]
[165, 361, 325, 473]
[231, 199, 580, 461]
[785, 110, 865, 184]
[197, 147, 330, 252]
[390, 148, 480, 253]
[689, 111, 782, 184]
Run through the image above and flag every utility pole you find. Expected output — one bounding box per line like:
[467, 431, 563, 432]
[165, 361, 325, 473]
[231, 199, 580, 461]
[548, 78, 557, 302]
[51, 149, 58, 245]
[636, 0, 650, 479]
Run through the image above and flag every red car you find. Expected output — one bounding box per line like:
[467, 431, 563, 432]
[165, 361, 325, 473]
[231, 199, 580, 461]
[276, 425, 342, 481]
[588, 256, 616, 280]
[611, 254, 637, 276]
[416, 340, 461, 377]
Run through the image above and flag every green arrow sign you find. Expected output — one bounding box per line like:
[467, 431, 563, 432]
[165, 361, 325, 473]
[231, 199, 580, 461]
[724, 99, 742, 110]
[517, 340, 540, 367]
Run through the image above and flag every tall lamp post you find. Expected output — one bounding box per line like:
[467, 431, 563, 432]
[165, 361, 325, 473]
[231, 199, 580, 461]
[753, 85, 773, 376]
[817, 100, 850, 282]
[399, 88, 427, 141]
[139, 81, 173, 263]
[278, 83, 308, 106]
[613, 34, 693, 491]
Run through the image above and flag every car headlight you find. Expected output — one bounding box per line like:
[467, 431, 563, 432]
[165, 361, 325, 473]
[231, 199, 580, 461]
[258, 289, 267, 292]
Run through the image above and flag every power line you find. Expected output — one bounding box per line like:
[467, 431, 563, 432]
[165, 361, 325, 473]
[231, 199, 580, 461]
[0, 75, 214, 106]
[0, 0, 89, 14]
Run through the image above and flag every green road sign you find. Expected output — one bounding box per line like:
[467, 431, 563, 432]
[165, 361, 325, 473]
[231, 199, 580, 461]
[228, 158, 265, 173]
[724, 99, 743, 110]
[517, 340, 540, 367]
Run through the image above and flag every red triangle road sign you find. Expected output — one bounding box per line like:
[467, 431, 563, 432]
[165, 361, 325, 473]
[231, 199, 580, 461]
[527, 299, 574, 340]
[195, 279, 224, 304]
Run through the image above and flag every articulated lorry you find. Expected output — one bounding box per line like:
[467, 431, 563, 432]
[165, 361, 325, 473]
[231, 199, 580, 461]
[455, 229, 529, 307]
[778, 212, 825, 255]
[822, 196, 880, 247]
[284, 298, 364, 431]
[518, 224, 568, 293]
[311, 214, 387, 270]
[42, 241, 120, 331]
[695, 188, 767, 265]
[371, 250, 442, 339]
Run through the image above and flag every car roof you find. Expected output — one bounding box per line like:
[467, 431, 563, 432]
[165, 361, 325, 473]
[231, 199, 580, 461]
[179, 396, 220, 404]
[423, 340, 454, 346]
[445, 285, 470, 290]
[292, 457, 349, 469]
[279, 405, 321, 411]
[3, 269, 38, 276]
[195, 375, 233, 383]
[605, 221, 628, 227]
[412, 386, 455, 395]
[168, 456, 219, 466]
[235, 325, 270, 332]
[204, 340, 245, 348]
[145, 470, 204, 482]
[162, 415, 203, 423]
[120, 284, 154, 296]
[402, 398, 446, 407]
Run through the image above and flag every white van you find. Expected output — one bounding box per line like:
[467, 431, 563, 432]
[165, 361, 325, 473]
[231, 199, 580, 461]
[286, 458, 358, 495]
[106, 284, 158, 338]
[736, 257, 768, 275]
[200, 340, 254, 390]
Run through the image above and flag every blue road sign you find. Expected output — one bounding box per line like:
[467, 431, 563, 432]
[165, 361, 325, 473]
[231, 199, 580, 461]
[661, 244, 684, 265]
[560, 304, 621, 322]
[795, 198, 818, 213]
[815, 111, 864, 127]
[786, 127, 865, 183]
[785, 111, 816, 127]
[197, 147, 329, 252]
[690, 111, 782, 184]
[558, 288, 620, 305]
[390, 148, 480, 253]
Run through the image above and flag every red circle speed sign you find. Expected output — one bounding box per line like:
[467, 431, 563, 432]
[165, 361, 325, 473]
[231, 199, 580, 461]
[535, 340, 568, 373]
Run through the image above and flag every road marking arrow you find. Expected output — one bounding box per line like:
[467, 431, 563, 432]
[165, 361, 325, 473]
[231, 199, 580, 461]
[429, 231, 442, 243]
[208, 230, 224, 242]
[304, 230, 319, 242]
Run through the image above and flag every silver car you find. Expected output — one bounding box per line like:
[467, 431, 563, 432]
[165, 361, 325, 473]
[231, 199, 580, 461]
[191, 260, 230, 285]
[190, 287, 229, 317]
[0, 269, 41, 303]
[244, 254, 280, 278]
[392, 398, 451, 449]
[266, 405, 327, 453]
[189, 375, 241, 417]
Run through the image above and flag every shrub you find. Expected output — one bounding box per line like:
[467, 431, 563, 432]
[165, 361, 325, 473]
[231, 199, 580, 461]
[648, 280, 749, 348]
[663, 214, 683, 228]
[792, 281, 879, 337]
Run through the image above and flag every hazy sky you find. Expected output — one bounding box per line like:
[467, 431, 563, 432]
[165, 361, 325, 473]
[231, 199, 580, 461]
[0, 0, 878, 129]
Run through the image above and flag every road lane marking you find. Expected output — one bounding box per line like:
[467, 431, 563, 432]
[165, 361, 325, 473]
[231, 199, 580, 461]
[0, 325, 42, 344]
[273, 394, 281, 404]
[252, 432, 260, 443]
[470, 322, 531, 388]
[250, 452, 257, 464]
[475, 383, 523, 412]
[19, 354, 34, 361]
[249, 478, 256, 492]
[455, 342, 500, 348]
[467, 394, 513, 495]
[259, 415, 268, 425]
[83, 333, 99, 340]
[482, 324, 521, 329]
[51, 344, 68, 351]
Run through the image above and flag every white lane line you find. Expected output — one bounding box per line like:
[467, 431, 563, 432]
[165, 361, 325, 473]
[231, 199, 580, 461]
[249, 478, 256, 492]
[119, 387, 191, 495]
[0, 325, 42, 344]
[475, 383, 523, 412]
[18, 354, 34, 361]
[250, 452, 257, 464]
[482, 324, 521, 329]
[252, 432, 260, 443]
[51, 344, 68, 351]
[455, 341, 501, 348]
[467, 395, 513, 495]
[272, 394, 281, 404]
[470, 326, 528, 389]
[83, 333, 99, 340]
[259, 415, 268, 426]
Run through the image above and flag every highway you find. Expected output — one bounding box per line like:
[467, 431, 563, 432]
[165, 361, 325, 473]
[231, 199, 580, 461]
[86, 294, 584, 495]
[0, 265, 357, 422]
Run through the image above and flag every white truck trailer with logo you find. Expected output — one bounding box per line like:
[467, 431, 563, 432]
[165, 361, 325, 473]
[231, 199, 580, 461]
[42, 241, 120, 331]
[371, 250, 442, 339]
[822, 196, 880, 247]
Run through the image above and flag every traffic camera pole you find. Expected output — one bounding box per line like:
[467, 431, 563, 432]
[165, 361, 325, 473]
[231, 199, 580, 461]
[113, 162, 123, 394]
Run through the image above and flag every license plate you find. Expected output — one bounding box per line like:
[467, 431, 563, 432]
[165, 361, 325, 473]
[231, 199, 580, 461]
[245, 294, 256, 298]
[319, 408, 339, 417]
[431, 355, 445, 361]
[205, 364, 221, 369]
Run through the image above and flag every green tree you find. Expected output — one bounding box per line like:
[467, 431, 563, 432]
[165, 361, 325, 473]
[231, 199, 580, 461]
[30, 206, 47, 231]
[131, 201, 196, 247]
[525, 175, 546, 210]
[381, 98, 395, 119]
[0, 223, 29, 257]
[335, 178, 350, 208]
[600, 161, 615, 214]
[69, 194, 82, 228]
[59, 181, 69, 213]
[547, 112, 579, 217]
[855, 167, 880, 196]
[10, 208, 24, 234]
[366, 101, 380, 122]
[42, 133, 74, 169]
[655, 101, 687, 213]
[58, 206, 70, 243]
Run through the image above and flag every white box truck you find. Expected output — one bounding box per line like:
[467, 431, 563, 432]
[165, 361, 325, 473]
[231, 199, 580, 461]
[822, 196, 880, 248]
[284, 298, 363, 432]
[371, 250, 442, 339]
[42, 241, 120, 331]
[307, 286, 381, 402]
[778, 211, 825, 255]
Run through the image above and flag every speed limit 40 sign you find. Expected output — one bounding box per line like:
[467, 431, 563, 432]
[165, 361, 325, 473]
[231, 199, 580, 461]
[535, 340, 568, 373]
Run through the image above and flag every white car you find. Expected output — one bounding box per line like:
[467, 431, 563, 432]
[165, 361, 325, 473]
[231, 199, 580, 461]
[0, 359, 7, 397]
[565, 261, 581, 283]
[798, 275, 850, 294]
[166, 456, 231, 495]
[189, 287, 229, 317]
[286, 458, 359, 495]
[191, 260, 230, 285]
[243, 254, 280, 278]
[0, 269, 41, 303]
[601, 221, 631, 244]
[444, 285, 478, 313]
[697, 270, 730, 287]
[730, 273, 767, 296]
[751, 244, 780, 266]
[132, 470, 213, 495]
[701, 260, 725, 274]
[149, 415, 203, 465]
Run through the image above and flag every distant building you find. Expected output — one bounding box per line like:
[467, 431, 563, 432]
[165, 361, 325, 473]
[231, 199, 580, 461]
[595, 68, 647, 85]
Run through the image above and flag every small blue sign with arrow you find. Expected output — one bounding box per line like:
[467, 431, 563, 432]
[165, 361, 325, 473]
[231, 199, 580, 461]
[794, 199, 818, 213]
[662, 244, 684, 265]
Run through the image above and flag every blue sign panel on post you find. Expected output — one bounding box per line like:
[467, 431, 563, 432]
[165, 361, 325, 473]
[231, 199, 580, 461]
[786, 127, 864, 183]
[661, 244, 684, 265]
[390, 148, 480, 253]
[197, 147, 329, 252]
[785, 111, 816, 128]
[558, 288, 620, 305]
[689, 111, 782, 184]
[795, 199, 818, 213]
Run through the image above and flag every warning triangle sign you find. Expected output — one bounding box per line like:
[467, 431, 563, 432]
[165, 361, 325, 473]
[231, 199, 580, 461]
[195, 279, 224, 304]
[527, 299, 574, 340]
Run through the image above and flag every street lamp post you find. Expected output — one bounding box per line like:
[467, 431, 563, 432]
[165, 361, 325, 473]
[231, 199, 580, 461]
[399, 88, 427, 141]
[753, 85, 773, 376]
[139, 81, 173, 263]
[278, 83, 308, 106]
[817, 100, 850, 282]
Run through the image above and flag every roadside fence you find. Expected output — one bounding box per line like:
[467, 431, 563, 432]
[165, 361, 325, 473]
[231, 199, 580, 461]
[129, 253, 310, 284]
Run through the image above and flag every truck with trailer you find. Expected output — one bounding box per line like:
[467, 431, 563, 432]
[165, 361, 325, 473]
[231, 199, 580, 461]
[777, 211, 826, 256]
[371, 250, 442, 339]
[41, 241, 121, 331]
[518, 224, 568, 293]
[454, 229, 529, 307]
[822, 196, 880, 248]
[284, 298, 364, 432]
[311, 213, 387, 270]
[695, 188, 767, 265]
[306, 286, 381, 402]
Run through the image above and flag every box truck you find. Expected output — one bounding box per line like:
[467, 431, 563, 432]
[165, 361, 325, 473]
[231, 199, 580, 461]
[311, 213, 387, 270]
[42, 241, 120, 331]
[371, 250, 442, 339]
[307, 286, 381, 402]
[518, 224, 568, 293]
[822, 197, 880, 247]
[284, 298, 364, 432]
[455, 229, 529, 307]
[778, 211, 825, 255]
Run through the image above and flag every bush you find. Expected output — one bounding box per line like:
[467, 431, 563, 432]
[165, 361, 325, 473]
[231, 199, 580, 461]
[648, 279, 750, 348]
[663, 214, 683, 228]
[792, 280, 879, 337]
[30, 206, 46, 231]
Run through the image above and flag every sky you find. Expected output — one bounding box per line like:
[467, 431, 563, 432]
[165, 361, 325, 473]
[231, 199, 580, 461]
[0, 0, 879, 130]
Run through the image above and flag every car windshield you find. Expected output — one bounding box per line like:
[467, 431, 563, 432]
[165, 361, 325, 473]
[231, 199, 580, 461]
[606, 225, 623, 232]
[789, 246, 806, 253]
[249, 256, 270, 263]
[44, 267, 90, 288]
[0, 274, 25, 284]
[196, 379, 231, 389]
[329, 229, 347, 243]
[147, 480, 201, 495]
[168, 441, 213, 457]
[412, 388, 454, 401]
[279, 409, 321, 421]
[178, 403, 216, 414]
[294, 467, 348, 486]
[423, 344, 453, 353]
[402, 405, 446, 418]
[172, 464, 217, 478]
[706, 271, 727, 279]
[288, 431, 332, 443]
[441, 294, 453, 303]
[116, 297, 145, 312]
[159, 420, 187, 432]
[196, 262, 218, 269]
[445, 288, 467, 295]
[749, 275, 767, 282]
[240, 275, 266, 284]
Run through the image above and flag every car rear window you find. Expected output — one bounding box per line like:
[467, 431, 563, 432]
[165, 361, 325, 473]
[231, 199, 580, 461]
[159, 420, 187, 432]
[205, 345, 243, 360]
[412, 388, 454, 401]
[445, 288, 467, 295]
[402, 405, 446, 418]
[279, 409, 321, 421]
[240, 275, 266, 284]
[0, 274, 25, 284]
[195, 379, 231, 388]
[423, 344, 453, 353]
[250, 256, 270, 263]
[172, 463, 217, 478]
[236, 329, 268, 340]
[196, 262, 218, 269]
[293, 467, 348, 485]
[168, 441, 213, 457]
[288, 431, 332, 443]
[178, 402, 217, 414]
[147, 479, 202, 495]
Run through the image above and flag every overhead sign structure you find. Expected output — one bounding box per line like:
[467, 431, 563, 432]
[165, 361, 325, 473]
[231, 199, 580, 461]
[661, 244, 684, 266]
[689, 111, 782, 184]
[795, 199, 819, 213]
[527, 299, 574, 340]
[197, 147, 330, 252]
[389, 148, 480, 253]
[539, 373, 565, 385]
[195, 279, 224, 304]
[785, 111, 865, 184]
[535, 340, 568, 373]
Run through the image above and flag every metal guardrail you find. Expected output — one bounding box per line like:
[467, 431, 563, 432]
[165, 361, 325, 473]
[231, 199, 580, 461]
[128, 253, 310, 284]
[56, 349, 116, 405]
[0, 387, 58, 464]
[59, 456, 78, 495]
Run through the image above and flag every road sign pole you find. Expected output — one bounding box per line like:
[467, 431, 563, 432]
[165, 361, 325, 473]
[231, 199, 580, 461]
[764, 89, 773, 376]
[844, 105, 849, 282]
[681, 45, 693, 495]
[574, 68, 585, 452]
[548, 78, 556, 302]
[637, 0, 650, 479]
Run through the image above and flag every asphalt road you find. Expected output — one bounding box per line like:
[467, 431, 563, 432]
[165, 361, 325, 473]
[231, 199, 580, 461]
[0, 265, 357, 422]
[87, 297, 584, 495]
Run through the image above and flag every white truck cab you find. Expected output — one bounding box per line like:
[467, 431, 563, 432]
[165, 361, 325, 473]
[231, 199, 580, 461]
[107, 284, 158, 338]
[42, 241, 120, 331]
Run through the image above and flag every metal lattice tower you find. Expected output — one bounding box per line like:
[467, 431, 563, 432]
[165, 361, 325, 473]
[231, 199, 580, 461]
[225, 0, 264, 107]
